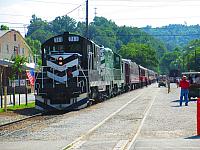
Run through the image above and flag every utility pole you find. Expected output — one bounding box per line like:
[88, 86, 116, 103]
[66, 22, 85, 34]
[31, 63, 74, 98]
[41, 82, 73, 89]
[195, 48, 197, 71]
[85, 0, 89, 38]
[94, 7, 97, 17]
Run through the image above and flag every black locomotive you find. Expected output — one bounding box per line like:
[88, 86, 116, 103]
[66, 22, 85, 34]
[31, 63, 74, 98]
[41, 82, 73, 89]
[35, 32, 156, 111]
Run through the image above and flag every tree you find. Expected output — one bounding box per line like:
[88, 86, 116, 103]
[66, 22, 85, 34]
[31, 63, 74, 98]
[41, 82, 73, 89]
[160, 51, 181, 74]
[10, 55, 27, 80]
[120, 42, 158, 69]
[0, 25, 9, 30]
[27, 15, 49, 36]
[183, 39, 200, 71]
[50, 15, 77, 35]
[25, 37, 41, 55]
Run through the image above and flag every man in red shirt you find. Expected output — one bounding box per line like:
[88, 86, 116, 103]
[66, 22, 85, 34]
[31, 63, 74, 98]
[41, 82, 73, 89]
[179, 75, 190, 106]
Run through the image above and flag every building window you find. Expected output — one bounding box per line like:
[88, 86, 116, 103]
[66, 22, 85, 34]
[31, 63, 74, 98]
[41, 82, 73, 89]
[14, 46, 18, 55]
[18, 44, 20, 54]
[7, 45, 9, 53]
[14, 34, 16, 41]
[22, 48, 24, 54]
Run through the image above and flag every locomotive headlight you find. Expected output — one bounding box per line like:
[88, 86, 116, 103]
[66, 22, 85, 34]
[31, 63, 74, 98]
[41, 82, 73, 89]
[58, 56, 63, 65]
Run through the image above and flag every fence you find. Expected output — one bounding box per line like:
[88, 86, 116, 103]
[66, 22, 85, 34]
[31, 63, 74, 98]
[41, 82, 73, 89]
[0, 85, 34, 108]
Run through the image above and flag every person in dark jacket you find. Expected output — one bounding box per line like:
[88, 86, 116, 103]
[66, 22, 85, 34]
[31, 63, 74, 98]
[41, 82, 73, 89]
[179, 75, 190, 106]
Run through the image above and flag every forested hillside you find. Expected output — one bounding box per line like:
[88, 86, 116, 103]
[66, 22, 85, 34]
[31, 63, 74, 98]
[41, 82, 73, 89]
[142, 24, 200, 51]
[25, 15, 200, 73]
[26, 15, 167, 71]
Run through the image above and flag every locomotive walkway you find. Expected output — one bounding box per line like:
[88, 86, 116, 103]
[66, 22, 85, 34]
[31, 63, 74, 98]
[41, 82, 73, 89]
[0, 83, 199, 150]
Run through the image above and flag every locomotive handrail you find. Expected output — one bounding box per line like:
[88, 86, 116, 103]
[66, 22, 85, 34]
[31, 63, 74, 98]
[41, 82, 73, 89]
[42, 67, 44, 88]
[79, 65, 89, 95]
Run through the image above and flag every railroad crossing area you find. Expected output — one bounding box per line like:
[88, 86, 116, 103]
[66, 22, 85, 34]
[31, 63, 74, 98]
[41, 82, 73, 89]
[0, 83, 200, 150]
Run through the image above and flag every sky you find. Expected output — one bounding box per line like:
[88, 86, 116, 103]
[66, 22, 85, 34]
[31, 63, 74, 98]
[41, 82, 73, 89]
[0, 0, 200, 36]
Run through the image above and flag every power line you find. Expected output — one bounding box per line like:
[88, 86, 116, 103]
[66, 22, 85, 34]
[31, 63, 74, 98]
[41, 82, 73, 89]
[92, 0, 200, 2]
[0, 22, 29, 25]
[107, 16, 200, 20]
[94, 33, 200, 37]
[90, 3, 200, 8]
[0, 14, 30, 17]
[65, 5, 82, 16]
[25, 0, 79, 5]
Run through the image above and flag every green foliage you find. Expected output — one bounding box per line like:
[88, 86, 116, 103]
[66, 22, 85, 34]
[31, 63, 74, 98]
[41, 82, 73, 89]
[143, 24, 200, 51]
[160, 51, 182, 74]
[182, 39, 200, 71]
[0, 102, 35, 113]
[10, 55, 27, 80]
[50, 16, 77, 34]
[120, 42, 159, 69]
[26, 15, 169, 72]
[0, 25, 9, 30]
[25, 37, 41, 55]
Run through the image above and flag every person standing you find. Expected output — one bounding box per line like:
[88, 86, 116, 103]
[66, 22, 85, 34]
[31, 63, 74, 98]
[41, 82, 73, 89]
[167, 78, 170, 93]
[179, 75, 190, 106]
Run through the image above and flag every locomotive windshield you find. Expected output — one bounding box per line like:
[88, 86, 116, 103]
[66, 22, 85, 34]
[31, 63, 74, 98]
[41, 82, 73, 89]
[43, 35, 83, 55]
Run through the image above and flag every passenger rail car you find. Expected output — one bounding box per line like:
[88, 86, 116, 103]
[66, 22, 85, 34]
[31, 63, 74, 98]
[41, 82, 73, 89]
[35, 32, 156, 111]
[122, 59, 140, 91]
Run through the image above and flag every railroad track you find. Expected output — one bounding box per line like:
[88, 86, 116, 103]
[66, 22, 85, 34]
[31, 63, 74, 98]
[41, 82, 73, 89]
[61, 88, 159, 150]
[0, 113, 42, 128]
[0, 111, 66, 137]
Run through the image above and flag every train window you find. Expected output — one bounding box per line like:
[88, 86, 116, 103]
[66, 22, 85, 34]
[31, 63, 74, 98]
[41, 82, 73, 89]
[57, 45, 64, 51]
[68, 36, 79, 42]
[114, 55, 120, 69]
[68, 42, 81, 52]
[54, 36, 63, 43]
[94, 45, 96, 56]
[87, 45, 91, 52]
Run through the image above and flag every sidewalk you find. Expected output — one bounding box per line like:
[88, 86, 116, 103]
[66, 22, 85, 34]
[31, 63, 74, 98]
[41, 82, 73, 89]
[130, 83, 200, 149]
[0, 93, 35, 106]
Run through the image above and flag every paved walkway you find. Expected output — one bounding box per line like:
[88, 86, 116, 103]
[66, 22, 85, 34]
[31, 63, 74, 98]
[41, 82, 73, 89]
[130, 83, 200, 149]
[0, 93, 35, 106]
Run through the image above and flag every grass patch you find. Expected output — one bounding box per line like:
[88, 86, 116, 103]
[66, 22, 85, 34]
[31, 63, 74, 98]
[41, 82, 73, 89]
[0, 102, 35, 112]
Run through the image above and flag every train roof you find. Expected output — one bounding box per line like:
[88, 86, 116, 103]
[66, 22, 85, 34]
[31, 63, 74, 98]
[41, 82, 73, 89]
[139, 65, 147, 70]
[104, 47, 114, 53]
[42, 32, 96, 46]
[122, 59, 138, 65]
[182, 72, 200, 75]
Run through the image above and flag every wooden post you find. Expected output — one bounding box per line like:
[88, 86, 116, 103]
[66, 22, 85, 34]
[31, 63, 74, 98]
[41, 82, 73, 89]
[25, 87, 28, 105]
[197, 98, 200, 135]
[13, 84, 15, 106]
[19, 93, 20, 106]
[4, 86, 7, 112]
[0, 96, 2, 108]
[0, 94, 2, 108]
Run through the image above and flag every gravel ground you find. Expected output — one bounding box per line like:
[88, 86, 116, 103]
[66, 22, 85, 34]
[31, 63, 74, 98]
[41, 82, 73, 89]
[78, 85, 158, 150]
[0, 83, 199, 150]
[0, 85, 148, 150]
[0, 108, 41, 126]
